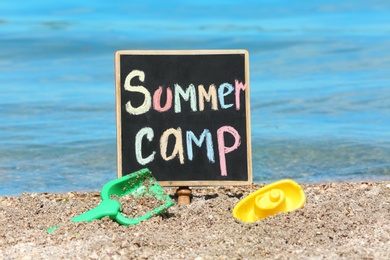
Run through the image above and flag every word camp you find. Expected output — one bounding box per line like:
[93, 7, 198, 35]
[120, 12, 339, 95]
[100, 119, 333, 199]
[123, 69, 247, 176]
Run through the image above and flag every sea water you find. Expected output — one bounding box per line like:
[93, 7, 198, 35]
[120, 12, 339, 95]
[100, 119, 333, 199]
[1, 0, 390, 195]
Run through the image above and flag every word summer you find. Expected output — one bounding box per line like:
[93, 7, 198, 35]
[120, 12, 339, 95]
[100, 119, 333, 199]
[124, 70, 247, 115]
[135, 126, 241, 177]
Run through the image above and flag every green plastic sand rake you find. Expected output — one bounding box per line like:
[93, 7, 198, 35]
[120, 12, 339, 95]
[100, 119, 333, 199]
[47, 168, 174, 232]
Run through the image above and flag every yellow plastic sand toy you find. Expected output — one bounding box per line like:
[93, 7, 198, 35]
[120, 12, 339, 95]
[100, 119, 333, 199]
[233, 179, 306, 222]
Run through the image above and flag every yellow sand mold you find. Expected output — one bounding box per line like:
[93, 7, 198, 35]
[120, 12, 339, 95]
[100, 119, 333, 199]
[233, 179, 306, 222]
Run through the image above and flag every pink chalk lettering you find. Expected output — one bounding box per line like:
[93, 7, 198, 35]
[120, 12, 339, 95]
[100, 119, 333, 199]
[235, 80, 246, 110]
[153, 86, 173, 112]
[217, 126, 241, 176]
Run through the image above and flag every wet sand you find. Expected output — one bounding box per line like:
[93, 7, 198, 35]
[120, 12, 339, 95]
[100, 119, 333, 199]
[1, 182, 390, 259]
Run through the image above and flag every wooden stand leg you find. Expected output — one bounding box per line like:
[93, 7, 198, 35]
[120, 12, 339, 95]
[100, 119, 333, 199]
[176, 186, 192, 205]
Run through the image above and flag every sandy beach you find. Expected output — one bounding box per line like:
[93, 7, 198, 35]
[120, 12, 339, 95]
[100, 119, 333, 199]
[1, 181, 390, 259]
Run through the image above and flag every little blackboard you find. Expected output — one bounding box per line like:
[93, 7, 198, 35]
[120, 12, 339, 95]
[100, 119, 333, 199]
[115, 50, 252, 186]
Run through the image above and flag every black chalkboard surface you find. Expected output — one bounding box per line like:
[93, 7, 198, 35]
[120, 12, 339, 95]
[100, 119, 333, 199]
[115, 50, 252, 186]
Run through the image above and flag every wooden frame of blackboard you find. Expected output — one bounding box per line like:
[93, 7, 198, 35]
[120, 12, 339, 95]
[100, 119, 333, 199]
[115, 50, 252, 186]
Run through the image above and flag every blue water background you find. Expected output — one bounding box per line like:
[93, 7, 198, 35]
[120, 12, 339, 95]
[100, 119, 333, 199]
[1, 0, 390, 195]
